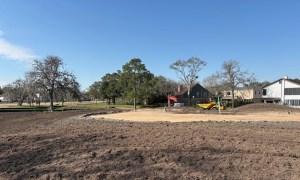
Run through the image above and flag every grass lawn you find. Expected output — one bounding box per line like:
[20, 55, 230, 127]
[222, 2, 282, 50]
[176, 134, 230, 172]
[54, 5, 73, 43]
[0, 101, 142, 112]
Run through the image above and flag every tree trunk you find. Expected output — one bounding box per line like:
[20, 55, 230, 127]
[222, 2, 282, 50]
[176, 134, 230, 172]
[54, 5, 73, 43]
[112, 96, 116, 105]
[187, 86, 191, 106]
[18, 100, 23, 106]
[231, 89, 235, 108]
[133, 97, 136, 111]
[49, 90, 54, 112]
[133, 87, 137, 111]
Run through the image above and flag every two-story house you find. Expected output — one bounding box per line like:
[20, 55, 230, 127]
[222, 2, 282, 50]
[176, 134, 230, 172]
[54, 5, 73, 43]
[262, 76, 300, 107]
[222, 86, 263, 103]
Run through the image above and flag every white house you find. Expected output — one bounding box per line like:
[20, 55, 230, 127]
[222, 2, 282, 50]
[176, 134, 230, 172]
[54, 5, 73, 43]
[262, 76, 300, 107]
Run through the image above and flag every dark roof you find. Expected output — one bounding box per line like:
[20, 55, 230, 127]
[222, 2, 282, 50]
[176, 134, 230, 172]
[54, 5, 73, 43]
[175, 84, 198, 96]
[288, 79, 300, 85]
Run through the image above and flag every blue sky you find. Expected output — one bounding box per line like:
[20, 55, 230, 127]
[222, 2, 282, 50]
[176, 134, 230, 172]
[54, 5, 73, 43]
[1, 0, 300, 90]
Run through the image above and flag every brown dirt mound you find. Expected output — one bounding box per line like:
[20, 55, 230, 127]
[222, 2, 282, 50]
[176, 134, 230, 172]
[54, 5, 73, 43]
[234, 103, 300, 113]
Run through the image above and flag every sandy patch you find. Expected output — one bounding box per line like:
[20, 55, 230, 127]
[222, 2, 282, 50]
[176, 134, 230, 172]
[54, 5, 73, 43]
[91, 110, 300, 122]
[0, 103, 19, 108]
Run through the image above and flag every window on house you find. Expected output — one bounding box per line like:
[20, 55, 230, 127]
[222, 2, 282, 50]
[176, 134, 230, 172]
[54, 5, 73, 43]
[197, 92, 199, 97]
[226, 92, 231, 95]
[263, 89, 267, 95]
[284, 88, 300, 95]
[204, 92, 207, 97]
[255, 91, 257, 95]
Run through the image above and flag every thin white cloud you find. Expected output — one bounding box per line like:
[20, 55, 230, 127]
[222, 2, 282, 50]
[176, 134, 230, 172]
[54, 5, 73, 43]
[0, 31, 37, 64]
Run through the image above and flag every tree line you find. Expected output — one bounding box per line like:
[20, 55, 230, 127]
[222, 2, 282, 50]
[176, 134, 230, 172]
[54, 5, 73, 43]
[88, 57, 259, 108]
[1, 55, 265, 110]
[88, 58, 179, 110]
[1, 56, 81, 111]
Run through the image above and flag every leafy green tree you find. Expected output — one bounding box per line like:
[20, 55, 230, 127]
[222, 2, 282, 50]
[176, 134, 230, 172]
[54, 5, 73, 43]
[170, 57, 207, 105]
[88, 81, 102, 103]
[120, 58, 154, 110]
[145, 76, 179, 105]
[153, 76, 178, 96]
[248, 81, 270, 87]
[99, 72, 122, 105]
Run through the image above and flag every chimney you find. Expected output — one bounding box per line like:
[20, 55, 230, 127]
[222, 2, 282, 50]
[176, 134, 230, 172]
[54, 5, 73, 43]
[284, 75, 288, 79]
[178, 85, 183, 92]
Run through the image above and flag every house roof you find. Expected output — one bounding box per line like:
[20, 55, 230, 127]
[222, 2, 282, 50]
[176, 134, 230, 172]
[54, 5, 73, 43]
[262, 78, 300, 88]
[288, 79, 300, 85]
[175, 84, 198, 96]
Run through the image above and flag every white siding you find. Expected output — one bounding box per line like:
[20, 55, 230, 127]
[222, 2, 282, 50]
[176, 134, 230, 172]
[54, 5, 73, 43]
[285, 81, 300, 88]
[262, 81, 282, 98]
[285, 95, 300, 100]
[263, 78, 300, 107]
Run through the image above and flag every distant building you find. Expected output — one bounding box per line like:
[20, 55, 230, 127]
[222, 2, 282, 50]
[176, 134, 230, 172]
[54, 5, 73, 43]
[222, 86, 263, 103]
[262, 76, 300, 107]
[0, 95, 8, 102]
[174, 83, 212, 104]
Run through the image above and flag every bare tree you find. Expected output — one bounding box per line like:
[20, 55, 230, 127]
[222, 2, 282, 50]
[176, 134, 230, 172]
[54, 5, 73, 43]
[3, 84, 16, 103]
[24, 73, 39, 106]
[30, 56, 80, 112]
[170, 57, 207, 105]
[217, 60, 256, 108]
[202, 74, 225, 96]
[3, 79, 28, 106]
[0, 86, 3, 95]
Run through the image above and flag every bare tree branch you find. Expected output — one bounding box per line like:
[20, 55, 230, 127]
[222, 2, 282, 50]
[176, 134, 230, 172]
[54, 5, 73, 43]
[170, 57, 207, 105]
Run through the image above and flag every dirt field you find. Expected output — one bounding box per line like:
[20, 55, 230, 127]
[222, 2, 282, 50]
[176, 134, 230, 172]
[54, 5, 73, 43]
[91, 110, 300, 122]
[1, 104, 300, 179]
[91, 103, 300, 122]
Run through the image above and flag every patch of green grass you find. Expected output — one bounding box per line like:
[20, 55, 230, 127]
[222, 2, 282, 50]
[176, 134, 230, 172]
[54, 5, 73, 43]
[75, 102, 140, 109]
[0, 101, 146, 112]
[0, 105, 49, 112]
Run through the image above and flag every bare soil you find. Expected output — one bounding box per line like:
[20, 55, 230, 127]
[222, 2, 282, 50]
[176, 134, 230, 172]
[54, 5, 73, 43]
[1, 104, 300, 179]
[91, 103, 300, 122]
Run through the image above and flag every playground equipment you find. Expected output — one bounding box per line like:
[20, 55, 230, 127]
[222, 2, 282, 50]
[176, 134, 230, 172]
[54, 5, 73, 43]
[168, 96, 178, 107]
[197, 102, 217, 110]
[197, 97, 226, 110]
[213, 102, 226, 110]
